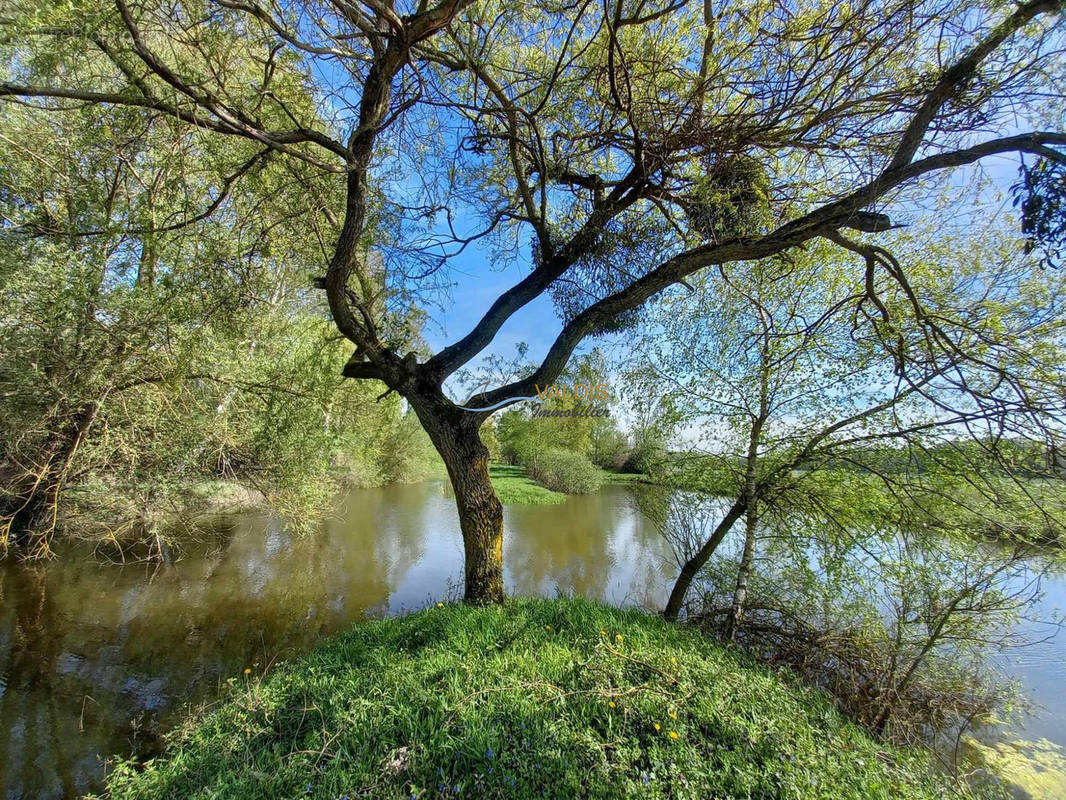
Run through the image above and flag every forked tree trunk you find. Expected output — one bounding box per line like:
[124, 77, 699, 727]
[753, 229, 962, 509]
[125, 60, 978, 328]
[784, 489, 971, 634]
[413, 402, 504, 604]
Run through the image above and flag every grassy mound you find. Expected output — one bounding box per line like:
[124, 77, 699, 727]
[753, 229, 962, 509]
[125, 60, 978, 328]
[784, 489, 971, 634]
[489, 465, 565, 505]
[103, 598, 952, 799]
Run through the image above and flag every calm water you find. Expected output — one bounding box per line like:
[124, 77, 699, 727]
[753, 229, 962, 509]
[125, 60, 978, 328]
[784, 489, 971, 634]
[0, 480, 1062, 799]
[0, 482, 672, 799]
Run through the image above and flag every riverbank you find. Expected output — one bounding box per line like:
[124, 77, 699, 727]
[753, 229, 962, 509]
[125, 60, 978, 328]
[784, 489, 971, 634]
[50, 463, 651, 555]
[489, 464, 652, 506]
[53, 449, 446, 559]
[54, 478, 272, 560]
[101, 597, 956, 800]
[27, 445, 649, 559]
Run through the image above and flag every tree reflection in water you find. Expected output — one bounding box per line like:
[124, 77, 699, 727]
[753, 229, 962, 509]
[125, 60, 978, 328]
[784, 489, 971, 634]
[0, 481, 672, 799]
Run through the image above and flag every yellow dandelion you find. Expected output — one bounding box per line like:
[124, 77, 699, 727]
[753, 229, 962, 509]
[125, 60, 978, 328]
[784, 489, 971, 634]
[243, 668, 251, 675]
[599, 629, 607, 636]
[653, 723, 661, 731]
[608, 701, 616, 708]
[437, 602, 444, 608]
[670, 657, 677, 665]
[615, 633, 623, 642]
[669, 731, 679, 740]
[669, 711, 677, 720]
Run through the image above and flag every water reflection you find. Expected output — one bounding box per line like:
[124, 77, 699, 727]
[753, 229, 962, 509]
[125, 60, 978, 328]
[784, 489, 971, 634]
[4, 479, 1060, 799]
[996, 592, 1066, 747]
[0, 481, 673, 799]
[505, 489, 671, 606]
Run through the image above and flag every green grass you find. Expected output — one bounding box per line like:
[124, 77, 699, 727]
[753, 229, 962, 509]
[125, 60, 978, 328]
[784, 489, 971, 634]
[598, 470, 653, 485]
[103, 598, 956, 800]
[488, 464, 652, 504]
[489, 465, 566, 505]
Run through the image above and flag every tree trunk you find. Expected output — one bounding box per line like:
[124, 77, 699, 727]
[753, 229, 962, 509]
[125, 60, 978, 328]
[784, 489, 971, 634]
[727, 403, 764, 640]
[724, 321, 769, 636]
[726, 506, 758, 641]
[414, 403, 504, 604]
[663, 497, 746, 621]
[2, 397, 104, 557]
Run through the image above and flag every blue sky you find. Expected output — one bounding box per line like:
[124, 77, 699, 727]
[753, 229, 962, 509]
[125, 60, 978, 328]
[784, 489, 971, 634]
[419, 244, 558, 364]
[415, 156, 1026, 392]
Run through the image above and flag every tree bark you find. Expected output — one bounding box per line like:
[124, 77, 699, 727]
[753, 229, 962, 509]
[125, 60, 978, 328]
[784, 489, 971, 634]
[411, 401, 504, 604]
[726, 506, 758, 641]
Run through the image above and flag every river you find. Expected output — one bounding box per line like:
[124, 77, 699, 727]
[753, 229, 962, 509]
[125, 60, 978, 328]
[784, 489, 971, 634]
[0, 480, 1062, 798]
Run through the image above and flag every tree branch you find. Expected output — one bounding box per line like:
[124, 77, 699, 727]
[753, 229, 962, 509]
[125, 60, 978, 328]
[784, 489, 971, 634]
[885, 0, 1064, 172]
[0, 81, 347, 171]
[470, 131, 1066, 408]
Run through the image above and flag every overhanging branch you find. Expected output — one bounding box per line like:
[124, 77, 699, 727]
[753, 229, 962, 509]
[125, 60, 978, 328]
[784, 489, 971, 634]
[469, 132, 1066, 409]
[885, 0, 1064, 173]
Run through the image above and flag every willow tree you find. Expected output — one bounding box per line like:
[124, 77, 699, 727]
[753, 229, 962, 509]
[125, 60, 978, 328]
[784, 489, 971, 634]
[2, 0, 1063, 600]
[632, 227, 1066, 619]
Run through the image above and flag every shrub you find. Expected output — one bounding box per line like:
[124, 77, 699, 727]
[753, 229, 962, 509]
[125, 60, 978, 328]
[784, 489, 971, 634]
[527, 448, 604, 494]
[620, 436, 668, 475]
[589, 427, 630, 469]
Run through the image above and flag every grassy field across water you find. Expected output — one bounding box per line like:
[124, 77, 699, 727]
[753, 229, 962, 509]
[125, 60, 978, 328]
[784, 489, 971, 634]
[103, 598, 957, 800]
[488, 465, 566, 505]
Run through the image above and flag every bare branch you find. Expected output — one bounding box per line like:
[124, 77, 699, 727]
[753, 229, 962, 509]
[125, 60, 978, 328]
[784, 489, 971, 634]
[885, 0, 1064, 172]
